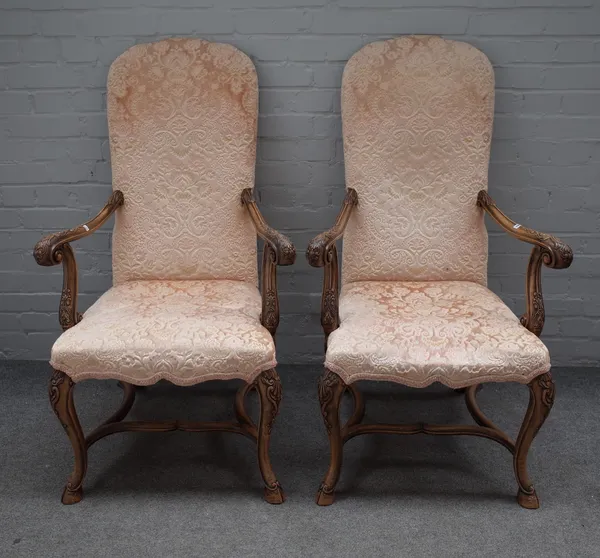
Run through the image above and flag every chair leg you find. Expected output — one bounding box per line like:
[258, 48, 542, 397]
[255, 368, 285, 504]
[514, 372, 555, 509]
[49, 370, 88, 505]
[316, 369, 346, 506]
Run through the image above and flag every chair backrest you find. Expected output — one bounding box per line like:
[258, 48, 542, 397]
[107, 38, 258, 284]
[341, 36, 494, 285]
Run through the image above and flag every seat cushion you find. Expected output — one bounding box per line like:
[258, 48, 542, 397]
[51, 280, 276, 385]
[325, 281, 550, 388]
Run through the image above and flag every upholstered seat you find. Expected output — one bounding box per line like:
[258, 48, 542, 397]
[325, 281, 550, 388]
[50, 280, 276, 386]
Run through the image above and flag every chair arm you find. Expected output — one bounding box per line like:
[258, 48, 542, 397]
[477, 190, 573, 336]
[33, 190, 124, 266]
[241, 188, 296, 267]
[477, 190, 573, 270]
[240, 188, 296, 336]
[306, 188, 358, 268]
[32, 190, 124, 331]
[306, 188, 358, 340]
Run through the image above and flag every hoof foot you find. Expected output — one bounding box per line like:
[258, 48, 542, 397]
[315, 486, 335, 506]
[264, 484, 285, 504]
[61, 486, 82, 505]
[517, 489, 539, 509]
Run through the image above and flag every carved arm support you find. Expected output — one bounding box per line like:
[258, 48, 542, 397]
[33, 191, 124, 330]
[306, 189, 359, 339]
[477, 190, 573, 336]
[241, 188, 296, 336]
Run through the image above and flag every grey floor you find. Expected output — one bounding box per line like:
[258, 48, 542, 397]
[0, 362, 598, 558]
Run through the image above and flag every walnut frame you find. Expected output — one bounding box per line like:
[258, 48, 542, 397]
[307, 189, 571, 509]
[241, 187, 296, 335]
[476, 190, 573, 335]
[34, 190, 124, 330]
[36, 189, 295, 505]
[306, 188, 358, 340]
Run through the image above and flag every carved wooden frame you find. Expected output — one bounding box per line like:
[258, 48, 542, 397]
[306, 188, 358, 340]
[34, 190, 124, 330]
[241, 187, 296, 335]
[476, 190, 573, 335]
[36, 189, 294, 505]
[307, 189, 571, 509]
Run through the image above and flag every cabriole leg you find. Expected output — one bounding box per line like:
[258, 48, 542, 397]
[49, 370, 88, 505]
[514, 372, 555, 509]
[316, 369, 346, 506]
[256, 368, 285, 504]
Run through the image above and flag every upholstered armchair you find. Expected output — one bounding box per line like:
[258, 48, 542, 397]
[34, 38, 294, 505]
[307, 36, 572, 508]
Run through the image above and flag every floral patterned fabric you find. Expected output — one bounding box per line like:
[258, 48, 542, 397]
[51, 281, 276, 385]
[107, 38, 259, 284]
[326, 281, 550, 388]
[341, 36, 494, 285]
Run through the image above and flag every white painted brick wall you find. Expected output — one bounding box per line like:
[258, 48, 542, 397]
[1, 0, 599, 366]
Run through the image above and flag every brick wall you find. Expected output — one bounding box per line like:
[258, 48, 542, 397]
[1, 0, 599, 366]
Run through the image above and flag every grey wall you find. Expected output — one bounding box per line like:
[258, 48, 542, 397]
[0, 0, 599, 366]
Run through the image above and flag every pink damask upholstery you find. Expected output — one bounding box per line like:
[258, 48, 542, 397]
[108, 38, 258, 284]
[341, 35, 494, 285]
[51, 281, 275, 385]
[327, 36, 550, 387]
[51, 39, 278, 385]
[326, 281, 550, 388]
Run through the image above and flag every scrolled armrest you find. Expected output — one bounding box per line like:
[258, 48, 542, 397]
[241, 188, 296, 266]
[241, 188, 295, 337]
[33, 190, 124, 331]
[306, 188, 359, 341]
[34, 190, 124, 266]
[477, 190, 573, 270]
[477, 190, 573, 337]
[306, 188, 358, 268]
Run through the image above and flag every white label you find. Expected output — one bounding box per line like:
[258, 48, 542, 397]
[513, 224, 522, 229]
[83, 224, 90, 231]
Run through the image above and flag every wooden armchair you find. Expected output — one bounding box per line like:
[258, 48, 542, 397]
[307, 36, 572, 509]
[34, 38, 295, 505]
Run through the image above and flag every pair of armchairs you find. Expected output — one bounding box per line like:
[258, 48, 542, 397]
[35, 36, 572, 509]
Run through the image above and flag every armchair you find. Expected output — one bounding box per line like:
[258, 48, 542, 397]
[35, 38, 295, 505]
[308, 36, 572, 509]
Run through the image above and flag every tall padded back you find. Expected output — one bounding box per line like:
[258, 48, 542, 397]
[341, 36, 494, 285]
[108, 38, 258, 284]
